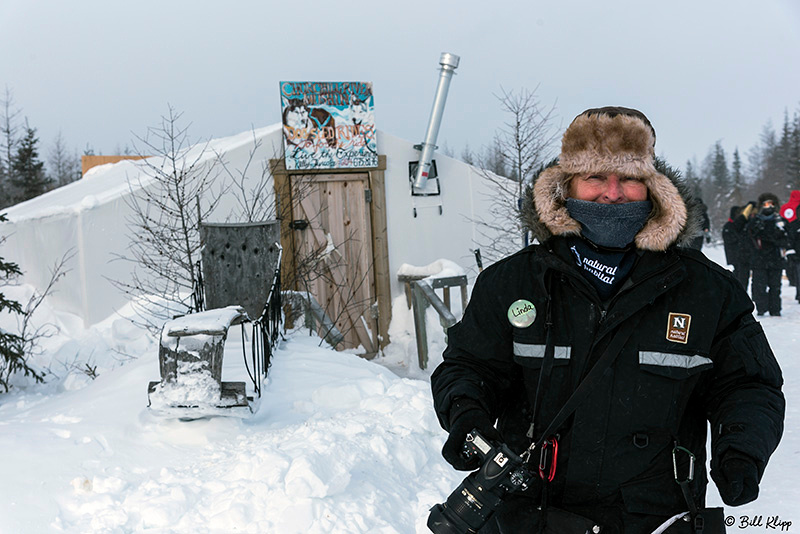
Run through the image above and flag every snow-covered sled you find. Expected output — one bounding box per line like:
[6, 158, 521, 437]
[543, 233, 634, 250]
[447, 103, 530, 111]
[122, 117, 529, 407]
[147, 306, 254, 418]
[147, 221, 283, 419]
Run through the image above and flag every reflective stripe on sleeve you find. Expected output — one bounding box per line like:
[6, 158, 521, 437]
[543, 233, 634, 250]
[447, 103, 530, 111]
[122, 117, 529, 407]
[513, 343, 571, 359]
[639, 351, 712, 369]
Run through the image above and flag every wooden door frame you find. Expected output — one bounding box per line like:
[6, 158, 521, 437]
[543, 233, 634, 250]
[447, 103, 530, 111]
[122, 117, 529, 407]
[270, 155, 391, 351]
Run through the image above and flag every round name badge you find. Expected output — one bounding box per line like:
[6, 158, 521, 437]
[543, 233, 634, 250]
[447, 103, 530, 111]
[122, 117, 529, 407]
[507, 299, 537, 328]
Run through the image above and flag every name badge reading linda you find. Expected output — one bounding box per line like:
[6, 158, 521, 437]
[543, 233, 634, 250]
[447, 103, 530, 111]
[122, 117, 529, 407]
[508, 299, 537, 328]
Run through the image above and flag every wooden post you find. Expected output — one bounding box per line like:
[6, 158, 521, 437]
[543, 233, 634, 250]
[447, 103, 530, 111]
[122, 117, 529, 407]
[411, 282, 429, 370]
[368, 155, 391, 349]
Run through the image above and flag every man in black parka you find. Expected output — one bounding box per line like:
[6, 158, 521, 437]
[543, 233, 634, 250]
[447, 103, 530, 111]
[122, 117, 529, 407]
[721, 205, 751, 290]
[431, 107, 784, 534]
[746, 193, 789, 316]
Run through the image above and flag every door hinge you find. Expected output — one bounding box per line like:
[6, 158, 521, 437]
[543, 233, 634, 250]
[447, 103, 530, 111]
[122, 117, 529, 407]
[365, 189, 372, 203]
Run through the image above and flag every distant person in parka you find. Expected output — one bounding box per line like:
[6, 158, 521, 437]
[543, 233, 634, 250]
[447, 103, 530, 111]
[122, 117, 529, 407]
[722, 205, 750, 289]
[688, 197, 711, 250]
[746, 192, 789, 316]
[431, 107, 785, 533]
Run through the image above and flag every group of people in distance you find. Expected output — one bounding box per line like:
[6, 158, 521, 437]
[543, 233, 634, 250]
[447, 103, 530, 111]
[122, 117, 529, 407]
[722, 190, 800, 317]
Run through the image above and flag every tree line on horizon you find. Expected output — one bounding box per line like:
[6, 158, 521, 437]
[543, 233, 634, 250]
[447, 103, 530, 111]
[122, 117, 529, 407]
[683, 108, 800, 233]
[0, 87, 92, 209]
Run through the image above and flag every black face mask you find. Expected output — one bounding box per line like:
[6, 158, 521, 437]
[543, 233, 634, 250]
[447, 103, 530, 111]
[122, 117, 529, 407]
[565, 199, 653, 249]
[760, 207, 776, 216]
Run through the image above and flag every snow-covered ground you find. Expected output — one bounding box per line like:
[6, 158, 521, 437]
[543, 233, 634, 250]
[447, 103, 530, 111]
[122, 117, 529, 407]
[0, 244, 797, 533]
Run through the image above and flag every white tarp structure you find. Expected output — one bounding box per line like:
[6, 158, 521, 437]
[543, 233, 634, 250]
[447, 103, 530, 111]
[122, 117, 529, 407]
[1, 125, 505, 327]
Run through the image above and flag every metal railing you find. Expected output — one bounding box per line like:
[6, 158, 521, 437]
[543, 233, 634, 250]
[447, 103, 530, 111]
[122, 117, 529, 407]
[248, 245, 283, 397]
[281, 290, 345, 348]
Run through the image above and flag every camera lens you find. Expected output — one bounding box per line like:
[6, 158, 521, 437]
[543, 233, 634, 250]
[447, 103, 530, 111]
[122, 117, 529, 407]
[427, 504, 471, 534]
[427, 475, 504, 534]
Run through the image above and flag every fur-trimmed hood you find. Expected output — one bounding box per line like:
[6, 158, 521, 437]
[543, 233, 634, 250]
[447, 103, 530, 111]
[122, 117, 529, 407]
[521, 107, 705, 251]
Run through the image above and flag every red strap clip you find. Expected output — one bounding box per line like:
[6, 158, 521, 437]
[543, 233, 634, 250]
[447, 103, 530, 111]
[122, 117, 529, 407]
[539, 436, 559, 482]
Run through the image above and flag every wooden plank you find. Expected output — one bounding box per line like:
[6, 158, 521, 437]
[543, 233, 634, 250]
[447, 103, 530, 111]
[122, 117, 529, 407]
[304, 173, 369, 183]
[322, 185, 373, 352]
[328, 180, 346, 272]
[346, 177, 377, 352]
[315, 209, 374, 351]
[324, 252, 376, 353]
[271, 159, 297, 292]
[81, 155, 148, 176]
[354, 175, 378, 348]
[296, 178, 329, 305]
[368, 160, 391, 350]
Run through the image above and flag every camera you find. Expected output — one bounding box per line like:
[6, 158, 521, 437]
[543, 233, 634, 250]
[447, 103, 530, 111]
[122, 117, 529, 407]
[427, 430, 536, 534]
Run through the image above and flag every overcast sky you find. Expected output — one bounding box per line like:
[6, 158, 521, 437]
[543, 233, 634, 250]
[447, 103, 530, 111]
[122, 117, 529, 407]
[2, 0, 799, 173]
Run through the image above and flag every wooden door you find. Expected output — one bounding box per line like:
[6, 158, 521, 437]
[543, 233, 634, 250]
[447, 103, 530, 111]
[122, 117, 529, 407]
[290, 173, 377, 354]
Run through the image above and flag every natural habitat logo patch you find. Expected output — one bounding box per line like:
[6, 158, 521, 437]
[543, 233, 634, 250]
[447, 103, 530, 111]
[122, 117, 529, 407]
[570, 245, 618, 286]
[666, 313, 692, 344]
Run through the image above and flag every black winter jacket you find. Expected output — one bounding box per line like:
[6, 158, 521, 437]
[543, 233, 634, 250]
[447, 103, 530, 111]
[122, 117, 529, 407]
[721, 218, 748, 266]
[746, 214, 789, 269]
[786, 219, 800, 251]
[431, 237, 784, 532]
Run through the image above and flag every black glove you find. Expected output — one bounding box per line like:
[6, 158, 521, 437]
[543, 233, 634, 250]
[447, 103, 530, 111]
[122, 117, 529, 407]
[442, 398, 501, 471]
[713, 452, 761, 506]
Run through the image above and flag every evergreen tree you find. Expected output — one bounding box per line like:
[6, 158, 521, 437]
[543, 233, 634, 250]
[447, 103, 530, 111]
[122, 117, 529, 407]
[0, 87, 21, 208]
[731, 148, 744, 206]
[48, 131, 81, 187]
[10, 124, 52, 202]
[0, 153, 4, 202]
[777, 110, 793, 196]
[460, 143, 475, 165]
[747, 121, 776, 197]
[0, 213, 41, 392]
[483, 138, 509, 178]
[788, 110, 800, 190]
[711, 141, 730, 191]
[684, 159, 702, 197]
[759, 118, 790, 196]
[699, 142, 731, 231]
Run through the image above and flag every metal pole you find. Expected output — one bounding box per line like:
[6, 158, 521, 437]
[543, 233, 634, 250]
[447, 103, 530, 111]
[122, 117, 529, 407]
[413, 52, 460, 190]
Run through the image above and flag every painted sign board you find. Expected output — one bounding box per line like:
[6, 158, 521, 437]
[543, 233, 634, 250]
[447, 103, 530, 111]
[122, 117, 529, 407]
[280, 81, 378, 170]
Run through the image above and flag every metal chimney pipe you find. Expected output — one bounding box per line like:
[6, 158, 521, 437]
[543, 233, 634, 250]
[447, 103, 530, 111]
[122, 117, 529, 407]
[413, 52, 460, 190]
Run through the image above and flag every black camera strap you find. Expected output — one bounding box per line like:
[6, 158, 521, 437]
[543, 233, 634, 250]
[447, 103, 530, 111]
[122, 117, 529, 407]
[528, 271, 556, 442]
[527, 300, 644, 453]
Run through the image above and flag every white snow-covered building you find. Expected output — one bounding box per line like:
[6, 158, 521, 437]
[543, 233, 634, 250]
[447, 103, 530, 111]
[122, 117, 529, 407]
[1, 125, 505, 352]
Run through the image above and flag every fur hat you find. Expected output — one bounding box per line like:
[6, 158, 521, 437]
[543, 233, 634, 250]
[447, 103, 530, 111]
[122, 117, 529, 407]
[757, 192, 780, 207]
[523, 106, 702, 251]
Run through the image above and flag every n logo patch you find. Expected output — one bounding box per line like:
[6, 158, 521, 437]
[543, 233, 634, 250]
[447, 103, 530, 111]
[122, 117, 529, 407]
[666, 313, 692, 344]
